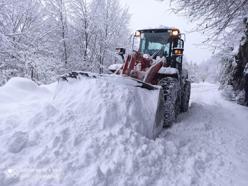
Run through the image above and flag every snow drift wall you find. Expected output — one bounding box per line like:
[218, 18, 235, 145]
[54, 75, 162, 139]
[0, 76, 166, 186]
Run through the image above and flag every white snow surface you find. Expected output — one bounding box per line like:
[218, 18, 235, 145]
[158, 67, 179, 75]
[244, 63, 248, 75]
[0, 77, 248, 186]
[108, 64, 123, 71]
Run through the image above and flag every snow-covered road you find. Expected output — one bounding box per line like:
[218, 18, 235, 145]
[160, 83, 248, 185]
[0, 78, 247, 186]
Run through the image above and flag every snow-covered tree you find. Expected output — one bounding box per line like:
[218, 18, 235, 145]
[218, 20, 248, 105]
[69, 0, 129, 73]
[0, 0, 130, 84]
[89, 0, 130, 73]
[42, 0, 69, 66]
[164, 0, 248, 106]
[0, 0, 45, 82]
[168, 0, 248, 42]
[184, 61, 201, 83]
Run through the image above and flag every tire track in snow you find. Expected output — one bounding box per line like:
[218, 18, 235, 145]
[160, 83, 248, 186]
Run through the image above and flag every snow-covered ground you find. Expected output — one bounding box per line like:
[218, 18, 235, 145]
[0, 77, 248, 186]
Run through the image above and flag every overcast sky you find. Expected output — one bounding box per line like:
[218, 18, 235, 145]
[119, 0, 213, 64]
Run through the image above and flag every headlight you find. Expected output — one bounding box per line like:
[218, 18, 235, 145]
[135, 31, 141, 37]
[172, 30, 179, 36]
[173, 48, 184, 55]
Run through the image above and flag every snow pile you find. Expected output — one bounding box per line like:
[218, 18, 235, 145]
[0, 76, 165, 186]
[108, 64, 123, 71]
[55, 74, 162, 139]
[0, 77, 51, 103]
[158, 67, 178, 75]
[1, 77, 248, 186]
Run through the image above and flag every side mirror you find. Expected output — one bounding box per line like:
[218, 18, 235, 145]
[116, 48, 126, 55]
[172, 48, 184, 56]
[115, 48, 125, 61]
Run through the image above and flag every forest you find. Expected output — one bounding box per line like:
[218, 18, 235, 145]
[0, 0, 129, 84]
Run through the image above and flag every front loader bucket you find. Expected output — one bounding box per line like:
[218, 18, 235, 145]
[58, 71, 165, 139]
[131, 79, 165, 138]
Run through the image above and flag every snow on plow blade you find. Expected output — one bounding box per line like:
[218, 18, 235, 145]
[59, 71, 164, 139]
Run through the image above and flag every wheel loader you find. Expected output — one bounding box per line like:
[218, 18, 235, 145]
[109, 27, 191, 127]
[60, 27, 190, 138]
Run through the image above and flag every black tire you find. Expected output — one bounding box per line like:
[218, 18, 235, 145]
[158, 77, 181, 127]
[181, 80, 191, 112]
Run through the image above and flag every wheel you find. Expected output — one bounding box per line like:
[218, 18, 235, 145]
[181, 80, 191, 112]
[158, 77, 181, 127]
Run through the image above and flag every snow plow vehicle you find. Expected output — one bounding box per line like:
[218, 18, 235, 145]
[109, 27, 191, 126]
[60, 27, 190, 138]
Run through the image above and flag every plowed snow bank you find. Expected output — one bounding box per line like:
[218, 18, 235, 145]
[0, 76, 165, 186]
[0, 78, 248, 186]
[54, 75, 161, 138]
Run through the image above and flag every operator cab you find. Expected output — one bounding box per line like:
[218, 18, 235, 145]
[133, 28, 184, 71]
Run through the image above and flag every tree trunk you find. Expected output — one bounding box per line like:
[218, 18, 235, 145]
[60, 0, 68, 65]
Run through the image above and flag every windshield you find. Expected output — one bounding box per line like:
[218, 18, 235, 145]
[139, 32, 170, 57]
